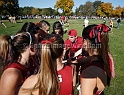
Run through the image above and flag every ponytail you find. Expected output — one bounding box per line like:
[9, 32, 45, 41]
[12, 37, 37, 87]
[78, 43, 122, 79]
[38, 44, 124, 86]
[0, 35, 12, 69]
[37, 44, 60, 95]
[39, 44, 59, 95]
[33, 34, 64, 95]
[101, 32, 111, 86]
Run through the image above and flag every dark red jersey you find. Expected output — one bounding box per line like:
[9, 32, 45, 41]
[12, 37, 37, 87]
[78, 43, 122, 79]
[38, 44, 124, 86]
[58, 65, 73, 95]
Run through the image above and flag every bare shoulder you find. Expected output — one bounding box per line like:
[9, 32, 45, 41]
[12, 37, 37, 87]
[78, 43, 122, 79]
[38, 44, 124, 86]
[0, 68, 23, 95]
[21, 74, 38, 88]
[18, 75, 38, 95]
[1, 68, 23, 84]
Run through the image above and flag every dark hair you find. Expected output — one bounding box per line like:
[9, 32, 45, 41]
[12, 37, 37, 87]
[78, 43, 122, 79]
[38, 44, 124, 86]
[52, 21, 64, 36]
[82, 24, 111, 86]
[0, 32, 36, 69]
[21, 22, 35, 32]
[38, 20, 50, 29]
[20, 22, 40, 35]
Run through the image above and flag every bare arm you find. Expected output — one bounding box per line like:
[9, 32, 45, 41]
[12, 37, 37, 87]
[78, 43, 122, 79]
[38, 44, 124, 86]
[71, 64, 77, 87]
[80, 66, 97, 95]
[80, 66, 106, 95]
[18, 75, 38, 95]
[81, 78, 96, 95]
[0, 68, 23, 95]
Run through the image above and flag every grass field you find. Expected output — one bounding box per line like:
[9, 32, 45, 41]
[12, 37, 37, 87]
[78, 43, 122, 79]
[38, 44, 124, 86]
[0, 18, 124, 95]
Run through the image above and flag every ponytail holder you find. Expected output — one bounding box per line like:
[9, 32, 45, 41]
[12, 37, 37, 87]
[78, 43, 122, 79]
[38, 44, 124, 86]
[26, 32, 32, 45]
[89, 24, 109, 43]
[99, 24, 109, 33]
[41, 37, 56, 44]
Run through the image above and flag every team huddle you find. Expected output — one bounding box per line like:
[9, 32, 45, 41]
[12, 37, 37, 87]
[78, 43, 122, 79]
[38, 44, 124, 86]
[0, 19, 114, 95]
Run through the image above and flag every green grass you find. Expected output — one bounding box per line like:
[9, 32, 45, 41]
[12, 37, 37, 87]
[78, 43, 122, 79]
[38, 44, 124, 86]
[0, 18, 124, 95]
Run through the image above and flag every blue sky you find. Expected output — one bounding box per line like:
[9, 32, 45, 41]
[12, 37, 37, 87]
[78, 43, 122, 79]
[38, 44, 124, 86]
[19, 0, 124, 12]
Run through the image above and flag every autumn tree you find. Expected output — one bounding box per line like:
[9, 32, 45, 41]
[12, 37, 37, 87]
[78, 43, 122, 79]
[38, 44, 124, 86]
[96, 6, 106, 17]
[96, 2, 113, 17]
[0, 0, 19, 16]
[55, 0, 74, 15]
[112, 6, 123, 17]
[122, 7, 124, 18]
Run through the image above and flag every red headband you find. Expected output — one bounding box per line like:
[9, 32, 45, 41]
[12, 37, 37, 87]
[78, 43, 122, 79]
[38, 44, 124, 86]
[41, 37, 56, 44]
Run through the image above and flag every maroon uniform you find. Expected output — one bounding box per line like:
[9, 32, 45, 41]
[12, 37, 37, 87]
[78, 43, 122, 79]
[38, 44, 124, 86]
[58, 65, 73, 95]
[5, 62, 28, 86]
[5, 60, 38, 86]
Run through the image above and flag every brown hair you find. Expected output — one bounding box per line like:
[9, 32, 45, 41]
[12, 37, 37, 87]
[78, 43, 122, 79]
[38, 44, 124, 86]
[82, 24, 111, 86]
[0, 32, 36, 70]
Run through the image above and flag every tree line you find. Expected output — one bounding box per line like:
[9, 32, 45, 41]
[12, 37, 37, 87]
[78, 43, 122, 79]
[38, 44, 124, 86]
[0, 0, 124, 17]
[75, 1, 124, 17]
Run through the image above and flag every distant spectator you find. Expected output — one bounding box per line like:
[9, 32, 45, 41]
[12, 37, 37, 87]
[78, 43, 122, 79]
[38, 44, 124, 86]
[109, 19, 113, 33]
[84, 17, 89, 27]
[117, 17, 121, 29]
[103, 17, 106, 24]
[65, 16, 69, 27]
[61, 16, 65, 25]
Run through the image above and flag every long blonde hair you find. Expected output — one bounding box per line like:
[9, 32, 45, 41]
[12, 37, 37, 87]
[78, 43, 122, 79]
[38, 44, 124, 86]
[35, 34, 64, 95]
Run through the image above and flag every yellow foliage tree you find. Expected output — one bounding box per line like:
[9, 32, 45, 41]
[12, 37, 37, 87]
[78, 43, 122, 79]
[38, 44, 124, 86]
[112, 6, 123, 17]
[96, 6, 105, 17]
[96, 2, 113, 17]
[101, 2, 113, 17]
[55, 0, 74, 15]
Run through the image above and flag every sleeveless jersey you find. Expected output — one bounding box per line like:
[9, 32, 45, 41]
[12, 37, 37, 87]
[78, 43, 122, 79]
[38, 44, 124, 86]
[5, 62, 28, 85]
[58, 65, 73, 95]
